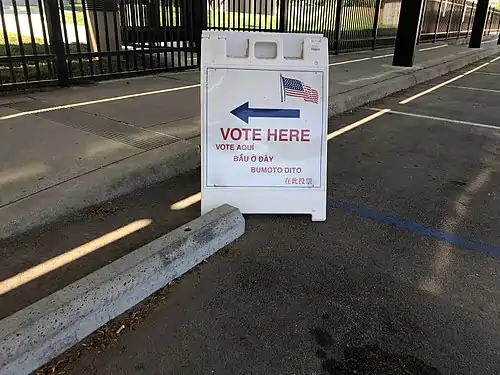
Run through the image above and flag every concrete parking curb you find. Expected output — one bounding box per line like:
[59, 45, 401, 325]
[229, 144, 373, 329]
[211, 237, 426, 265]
[0, 204, 245, 375]
[328, 45, 500, 116]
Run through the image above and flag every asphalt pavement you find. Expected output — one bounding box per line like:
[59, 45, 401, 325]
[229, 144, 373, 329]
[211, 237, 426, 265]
[29, 54, 500, 374]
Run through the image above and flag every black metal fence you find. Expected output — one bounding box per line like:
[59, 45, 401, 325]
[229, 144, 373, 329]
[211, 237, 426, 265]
[1, 0, 500, 90]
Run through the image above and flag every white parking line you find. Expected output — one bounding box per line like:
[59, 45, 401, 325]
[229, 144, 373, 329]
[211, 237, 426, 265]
[446, 85, 500, 94]
[463, 62, 492, 75]
[329, 57, 371, 66]
[418, 44, 448, 52]
[329, 43, 448, 66]
[372, 53, 394, 59]
[471, 71, 500, 76]
[399, 59, 496, 104]
[399, 75, 465, 104]
[367, 107, 500, 131]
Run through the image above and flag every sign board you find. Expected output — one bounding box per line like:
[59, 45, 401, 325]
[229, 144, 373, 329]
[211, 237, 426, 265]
[200, 31, 328, 221]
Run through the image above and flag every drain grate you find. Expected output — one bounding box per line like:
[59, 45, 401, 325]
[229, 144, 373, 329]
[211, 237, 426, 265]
[23, 106, 178, 151]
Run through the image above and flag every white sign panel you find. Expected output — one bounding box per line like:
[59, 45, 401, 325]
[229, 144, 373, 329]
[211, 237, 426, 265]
[201, 31, 328, 221]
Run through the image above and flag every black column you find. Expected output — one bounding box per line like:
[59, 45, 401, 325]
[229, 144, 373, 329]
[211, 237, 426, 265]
[392, 0, 426, 67]
[497, 32, 500, 45]
[469, 0, 490, 48]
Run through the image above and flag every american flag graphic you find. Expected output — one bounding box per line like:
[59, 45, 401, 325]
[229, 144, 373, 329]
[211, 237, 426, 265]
[280, 75, 319, 104]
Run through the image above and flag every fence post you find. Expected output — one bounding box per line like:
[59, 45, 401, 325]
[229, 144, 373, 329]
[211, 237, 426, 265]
[466, 2, 474, 38]
[334, 0, 343, 54]
[445, 0, 455, 40]
[194, 0, 207, 61]
[458, 0, 467, 39]
[371, 0, 382, 50]
[487, 6, 494, 34]
[433, 0, 443, 42]
[417, 0, 428, 45]
[279, 0, 288, 32]
[42, 0, 69, 86]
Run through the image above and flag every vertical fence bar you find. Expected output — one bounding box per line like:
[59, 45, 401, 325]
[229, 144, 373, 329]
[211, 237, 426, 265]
[466, 1, 474, 38]
[279, 0, 287, 32]
[325, 0, 335, 48]
[458, 0, 466, 39]
[139, 0, 146, 70]
[488, 6, 494, 34]
[198, 0, 208, 62]
[371, 0, 381, 50]
[417, 0, 428, 45]
[58, 0, 73, 78]
[11, 0, 29, 81]
[43, 0, 69, 85]
[36, 0, 54, 77]
[0, 0, 16, 83]
[181, 0, 190, 67]
[334, 0, 343, 54]
[101, 2, 113, 72]
[67, 0, 84, 77]
[445, 0, 455, 39]
[484, 6, 490, 34]
[23, 0, 42, 80]
[112, 0, 122, 72]
[80, 0, 94, 76]
[433, 0, 443, 42]
[163, 0, 171, 68]
[149, 0, 156, 68]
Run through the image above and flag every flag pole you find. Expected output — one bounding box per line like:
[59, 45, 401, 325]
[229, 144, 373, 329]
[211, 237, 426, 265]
[280, 74, 285, 102]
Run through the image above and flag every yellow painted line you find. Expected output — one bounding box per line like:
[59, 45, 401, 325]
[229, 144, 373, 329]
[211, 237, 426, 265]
[327, 109, 390, 140]
[372, 53, 394, 59]
[418, 44, 448, 52]
[170, 192, 201, 210]
[0, 219, 152, 295]
[329, 57, 371, 66]
[0, 84, 200, 121]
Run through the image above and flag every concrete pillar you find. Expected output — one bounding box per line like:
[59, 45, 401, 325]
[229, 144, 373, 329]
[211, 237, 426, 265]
[393, 0, 426, 67]
[469, 0, 490, 48]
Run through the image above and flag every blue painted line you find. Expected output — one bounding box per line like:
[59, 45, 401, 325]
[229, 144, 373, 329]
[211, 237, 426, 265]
[329, 198, 500, 258]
